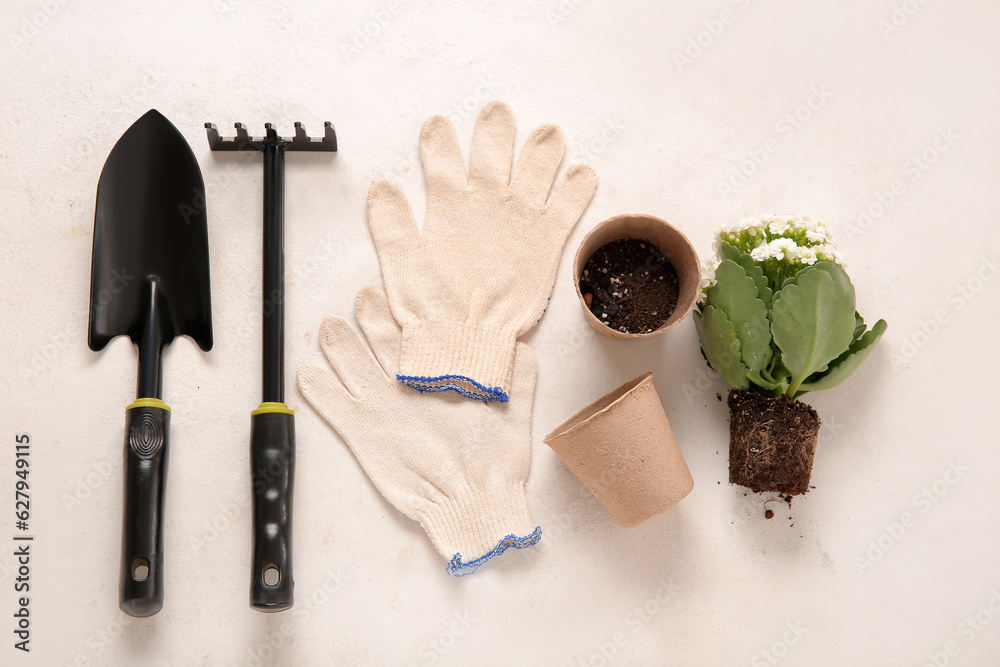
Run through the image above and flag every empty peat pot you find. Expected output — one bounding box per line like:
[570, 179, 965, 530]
[574, 214, 700, 339]
[544, 373, 694, 527]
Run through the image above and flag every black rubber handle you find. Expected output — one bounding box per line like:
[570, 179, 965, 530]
[250, 409, 295, 611]
[119, 404, 169, 617]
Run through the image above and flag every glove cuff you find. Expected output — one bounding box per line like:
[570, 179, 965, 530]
[397, 319, 517, 402]
[416, 482, 541, 576]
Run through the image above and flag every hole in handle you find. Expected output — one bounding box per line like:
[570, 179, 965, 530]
[263, 564, 280, 586]
[132, 557, 150, 582]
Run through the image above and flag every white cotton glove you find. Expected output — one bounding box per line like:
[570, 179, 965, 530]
[368, 101, 598, 402]
[297, 286, 541, 575]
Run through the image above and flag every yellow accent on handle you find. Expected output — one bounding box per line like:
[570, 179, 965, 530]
[252, 402, 295, 416]
[126, 398, 171, 413]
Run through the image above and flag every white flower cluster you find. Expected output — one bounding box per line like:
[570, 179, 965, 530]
[700, 259, 720, 292]
[750, 237, 832, 264]
[700, 214, 844, 298]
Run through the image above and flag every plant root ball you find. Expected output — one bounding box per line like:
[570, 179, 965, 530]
[728, 389, 820, 495]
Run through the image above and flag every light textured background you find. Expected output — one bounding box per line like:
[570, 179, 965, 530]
[1, 1, 999, 665]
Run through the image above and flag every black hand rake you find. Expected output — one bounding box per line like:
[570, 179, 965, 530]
[205, 119, 337, 612]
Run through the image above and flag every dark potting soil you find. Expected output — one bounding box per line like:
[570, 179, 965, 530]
[728, 389, 821, 496]
[579, 238, 679, 334]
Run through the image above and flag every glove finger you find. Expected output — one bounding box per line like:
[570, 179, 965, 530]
[541, 163, 597, 240]
[296, 364, 358, 426]
[355, 285, 402, 378]
[420, 115, 467, 200]
[297, 367, 424, 520]
[368, 181, 421, 258]
[511, 124, 565, 205]
[318, 316, 389, 398]
[468, 101, 516, 189]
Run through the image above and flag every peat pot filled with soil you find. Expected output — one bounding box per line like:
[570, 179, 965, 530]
[574, 214, 700, 339]
[694, 215, 887, 496]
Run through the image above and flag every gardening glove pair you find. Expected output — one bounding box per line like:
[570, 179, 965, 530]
[297, 286, 540, 575]
[368, 101, 598, 402]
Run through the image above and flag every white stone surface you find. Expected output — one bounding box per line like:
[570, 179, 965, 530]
[1, 0, 998, 664]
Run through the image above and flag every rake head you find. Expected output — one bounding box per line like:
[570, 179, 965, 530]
[204, 121, 337, 152]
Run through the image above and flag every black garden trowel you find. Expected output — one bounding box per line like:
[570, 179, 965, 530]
[89, 109, 212, 617]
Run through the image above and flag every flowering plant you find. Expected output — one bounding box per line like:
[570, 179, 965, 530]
[695, 215, 886, 398]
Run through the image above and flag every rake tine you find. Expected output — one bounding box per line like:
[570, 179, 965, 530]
[204, 122, 223, 149]
[234, 122, 251, 146]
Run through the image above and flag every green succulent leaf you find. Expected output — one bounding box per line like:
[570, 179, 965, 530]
[796, 319, 887, 393]
[811, 261, 857, 304]
[853, 311, 867, 341]
[777, 265, 816, 293]
[771, 263, 856, 376]
[760, 357, 791, 395]
[770, 264, 857, 395]
[719, 242, 741, 263]
[766, 352, 789, 381]
[694, 306, 750, 389]
[720, 243, 772, 309]
[705, 260, 772, 374]
[747, 370, 782, 391]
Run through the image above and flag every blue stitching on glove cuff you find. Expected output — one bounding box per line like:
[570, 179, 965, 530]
[446, 526, 542, 577]
[397, 374, 510, 403]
